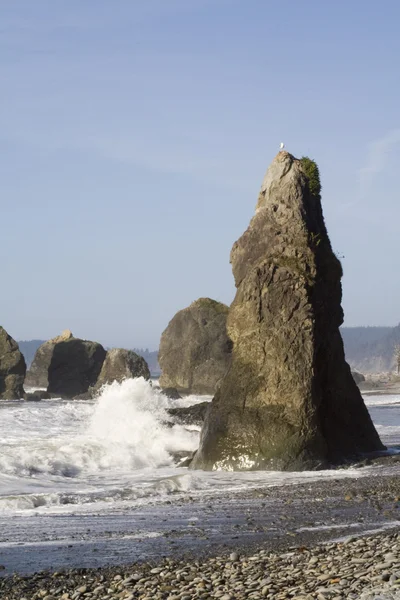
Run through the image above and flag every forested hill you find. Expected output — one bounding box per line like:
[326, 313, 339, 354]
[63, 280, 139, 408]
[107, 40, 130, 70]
[340, 326, 399, 373]
[18, 328, 399, 375]
[131, 349, 160, 375]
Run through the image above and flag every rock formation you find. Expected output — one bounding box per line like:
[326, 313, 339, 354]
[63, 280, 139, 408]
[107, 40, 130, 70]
[190, 152, 384, 471]
[167, 402, 210, 427]
[27, 331, 151, 399]
[159, 298, 232, 395]
[0, 327, 26, 399]
[47, 337, 106, 397]
[162, 387, 182, 400]
[95, 348, 150, 389]
[351, 371, 366, 385]
[25, 330, 73, 388]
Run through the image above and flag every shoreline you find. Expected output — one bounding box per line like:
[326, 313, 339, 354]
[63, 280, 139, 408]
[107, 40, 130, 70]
[2, 471, 400, 596]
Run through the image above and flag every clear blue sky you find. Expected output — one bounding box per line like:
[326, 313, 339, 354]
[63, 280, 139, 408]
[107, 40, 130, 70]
[2, 0, 400, 349]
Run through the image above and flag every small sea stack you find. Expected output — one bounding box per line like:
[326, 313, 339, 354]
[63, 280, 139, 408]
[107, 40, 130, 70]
[0, 326, 26, 399]
[190, 152, 384, 471]
[94, 348, 150, 389]
[159, 298, 232, 395]
[25, 329, 74, 388]
[47, 336, 106, 398]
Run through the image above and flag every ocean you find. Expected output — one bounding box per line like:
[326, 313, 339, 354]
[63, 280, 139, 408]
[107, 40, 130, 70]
[0, 379, 399, 574]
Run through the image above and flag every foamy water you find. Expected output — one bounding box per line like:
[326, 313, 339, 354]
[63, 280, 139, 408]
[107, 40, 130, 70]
[0, 380, 399, 516]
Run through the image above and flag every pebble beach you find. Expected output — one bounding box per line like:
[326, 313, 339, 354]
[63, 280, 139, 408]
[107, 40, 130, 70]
[2, 530, 400, 600]
[3, 470, 400, 600]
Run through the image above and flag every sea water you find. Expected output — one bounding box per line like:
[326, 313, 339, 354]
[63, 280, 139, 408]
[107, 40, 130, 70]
[0, 378, 398, 517]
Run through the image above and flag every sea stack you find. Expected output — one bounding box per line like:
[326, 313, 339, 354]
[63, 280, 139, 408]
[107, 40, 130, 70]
[159, 298, 232, 395]
[94, 348, 150, 389]
[47, 336, 106, 398]
[190, 152, 384, 471]
[25, 329, 74, 388]
[0, 327, 26, 399]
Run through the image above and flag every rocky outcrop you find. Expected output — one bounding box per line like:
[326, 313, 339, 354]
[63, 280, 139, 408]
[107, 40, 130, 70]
[162, 387, 182, 400]
[0, 327, 26, 399]
[47, 337, 106, 397]
[159, 298, 232, 395]
[191, 152, 384, 471]
[28, 332, 150, 399]
[25, 330, 73, 388]
[351, 371, 366, 385]
[167, 402, 210, 427]
[95, 348, 150, 389]
[26, 390, 51, 401]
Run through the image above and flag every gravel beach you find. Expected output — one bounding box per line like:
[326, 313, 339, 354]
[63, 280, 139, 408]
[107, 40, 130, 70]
[2, 530, 400, 599]
[3, 471, 400, 599]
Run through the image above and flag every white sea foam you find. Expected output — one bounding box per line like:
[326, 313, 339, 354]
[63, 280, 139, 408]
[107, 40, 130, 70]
[0, 378, 198, 480]
[364, 394, 400, 407]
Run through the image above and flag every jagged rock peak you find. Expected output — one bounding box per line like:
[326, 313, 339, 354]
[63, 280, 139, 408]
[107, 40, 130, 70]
[190, 152, 384, 471]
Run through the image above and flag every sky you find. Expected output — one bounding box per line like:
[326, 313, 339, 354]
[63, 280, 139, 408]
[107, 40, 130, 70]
[1, 0, 400, 349]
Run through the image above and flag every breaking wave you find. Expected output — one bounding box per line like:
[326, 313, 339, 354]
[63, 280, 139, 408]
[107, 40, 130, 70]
[0, 378, 198, 480]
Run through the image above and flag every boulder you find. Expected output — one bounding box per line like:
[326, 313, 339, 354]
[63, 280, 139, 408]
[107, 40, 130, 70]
[95, 348, 150, 389]
[26, 390, 51, 401]
[351, 371, 366, 385]
[162, 387, 182, 400]
[47, 337, 106, 398]
[0, 327, 26, 399]
[159, 298, 232, 395]
[167, 402, 210, 427]
[25, 329, 73, 388]
[190, 152, 384, 471]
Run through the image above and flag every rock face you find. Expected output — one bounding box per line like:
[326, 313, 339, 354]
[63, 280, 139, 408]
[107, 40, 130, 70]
[25, 330, 73, 388]
[47, 338, 107, 397]
[191, 152, 384, 471]
[159, 298, 232, 395]
[95, 348, 150, 389]
[0, 327, 26, 399]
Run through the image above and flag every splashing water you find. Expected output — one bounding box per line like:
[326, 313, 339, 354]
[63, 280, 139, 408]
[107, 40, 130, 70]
[0, 378, 198, 480]
[0, 388, 400, 514]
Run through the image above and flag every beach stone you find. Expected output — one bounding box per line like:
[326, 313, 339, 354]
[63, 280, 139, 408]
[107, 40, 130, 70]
[190, 151, 384, 471]
[77, 585, 87, 593]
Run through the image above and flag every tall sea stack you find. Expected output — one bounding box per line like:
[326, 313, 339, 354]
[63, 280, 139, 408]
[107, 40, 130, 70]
[191, 152, 384, 471]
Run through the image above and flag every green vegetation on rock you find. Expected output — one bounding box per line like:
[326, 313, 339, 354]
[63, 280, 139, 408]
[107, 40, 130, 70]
[193, 298, 229, 314]
[300, 156, 321, 200]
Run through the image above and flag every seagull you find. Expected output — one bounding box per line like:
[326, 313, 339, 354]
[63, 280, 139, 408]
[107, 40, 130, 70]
[279, 142, 285, 151]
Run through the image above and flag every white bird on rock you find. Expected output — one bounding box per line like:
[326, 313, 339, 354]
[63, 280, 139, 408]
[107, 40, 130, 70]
[279, 142, 285, 151]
